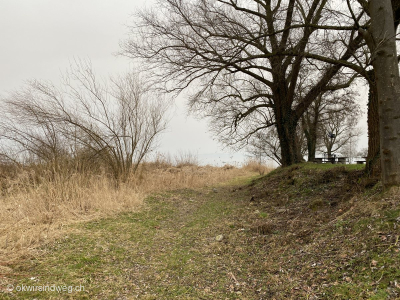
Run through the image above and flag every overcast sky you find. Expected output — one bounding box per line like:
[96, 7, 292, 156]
[0, 0, 250, 166]
[0, 0, 368, 165]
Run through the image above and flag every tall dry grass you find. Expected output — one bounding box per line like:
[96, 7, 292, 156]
[0, 170, 143, 264]
[0, 159, 272, 264]
[242, 158, 273, 175]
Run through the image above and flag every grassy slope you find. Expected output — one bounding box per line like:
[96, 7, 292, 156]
[2, 163, 400, 299]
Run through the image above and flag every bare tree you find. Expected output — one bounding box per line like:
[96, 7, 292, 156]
[319, 103, 362, 158]
[0, 61, 169, 181]
[0, 86, 70, 170]
[247, 128, 282, 165]
[122, 0, 364, 167]
[301, 87, 361, 161]
[341, 134, 359, 163]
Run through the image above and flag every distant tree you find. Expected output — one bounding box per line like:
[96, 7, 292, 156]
[357, 147, 368, 158]
[301, 87, 360, 162]
[341, 135, 359, 163]
[319, 103, 362, 158]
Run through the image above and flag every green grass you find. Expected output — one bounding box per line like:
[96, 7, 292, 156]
[295, 162, 366, 170]
[3, 186, 267, 299]
[2, 163, 400, 299]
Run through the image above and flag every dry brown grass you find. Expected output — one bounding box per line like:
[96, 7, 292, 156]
[242, 158, 273, 175]
[0, 171, 143, 264]
[137, 164, 257, 192]
[0, 161, 272, 264]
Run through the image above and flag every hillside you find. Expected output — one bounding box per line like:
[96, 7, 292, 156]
[1, 163, 400, 299]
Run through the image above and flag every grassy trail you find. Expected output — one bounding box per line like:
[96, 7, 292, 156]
[2, 180, 274, 299]
[2, 164, 400, 299]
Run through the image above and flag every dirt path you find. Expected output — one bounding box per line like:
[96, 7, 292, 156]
[2, 165, 400, 299]
[2, 184, 277, 299]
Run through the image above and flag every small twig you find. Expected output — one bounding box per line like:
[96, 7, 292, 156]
[373, 271, 385, 286]
[384, 235, 399, 253]
[228, 271, 240, 285]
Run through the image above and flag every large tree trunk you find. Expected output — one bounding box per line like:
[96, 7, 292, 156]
[276, 111, 301, 167]
[295, 128, 305, 162]
[273, 78, 303, 167]
[326, 144, 333, 160]
[303, 109, 319, 162]
[370, 0, 400, 187]
[304, 123, 317, 162]
[302, 115, 317, 162]
[306, 134, 317, 162]
[366, 72, 381, 176]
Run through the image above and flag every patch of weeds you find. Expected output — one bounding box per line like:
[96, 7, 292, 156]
[384, 209, 400, 222]
[334, 220, 350, 233]
[324, 284, 368, 299]
[353, 218, 371, 232]
[316, 166, 347, 184]
[369, 289, 390, 300]
[309, 198, 329, 210]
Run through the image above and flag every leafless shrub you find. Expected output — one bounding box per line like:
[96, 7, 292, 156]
[0, 60, 170, 182]
[174, 150, 199, 168]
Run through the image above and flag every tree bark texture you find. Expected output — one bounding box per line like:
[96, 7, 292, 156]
[276, 109, 301, 166]
[306, 131, 317, 162]
[370, 0, 400, 187]
[303, 100, 321, 162]
[366, 72, 381, 176]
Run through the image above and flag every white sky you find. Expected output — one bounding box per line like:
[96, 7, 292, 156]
[0, 0, 248, 166]
[0, 0, 367, 165]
